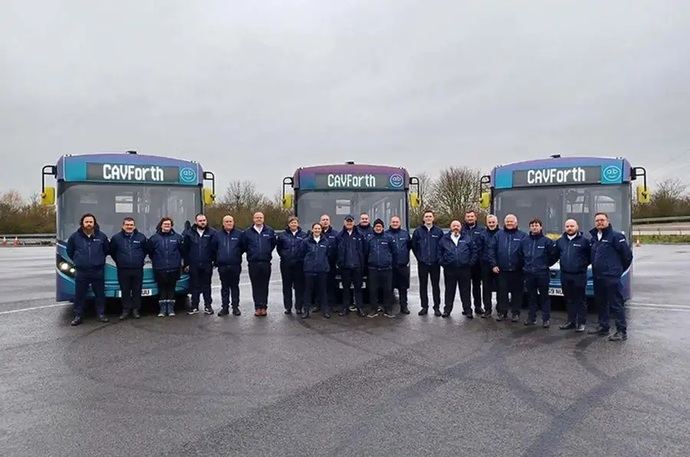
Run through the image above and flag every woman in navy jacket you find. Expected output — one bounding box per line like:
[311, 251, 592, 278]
[301, 223, 332, 319]
[147, 217, 184, 317]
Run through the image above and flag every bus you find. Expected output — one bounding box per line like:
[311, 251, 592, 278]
[40, 151, 216, 302]
[479, 155, 650, 300]
[282, 162, 420, 229]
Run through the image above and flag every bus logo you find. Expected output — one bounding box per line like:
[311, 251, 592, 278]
[602, 165, 622, 183]
[179, 167, 197, 184]
[389, 173, 404, 188]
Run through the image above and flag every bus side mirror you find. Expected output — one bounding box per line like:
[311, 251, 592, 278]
[282, 193, 293, 209]
[203, 188, 215, 205]
[480, 192, 491, 209]
[41, 186, 55, 206]
[636, 185, 651, 204]
[409, 192, 420, 208]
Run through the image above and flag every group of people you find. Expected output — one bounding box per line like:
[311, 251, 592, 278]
[66, 209, 633, 341]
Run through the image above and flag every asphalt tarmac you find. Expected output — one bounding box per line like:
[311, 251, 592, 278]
[0, 245, 688, 457]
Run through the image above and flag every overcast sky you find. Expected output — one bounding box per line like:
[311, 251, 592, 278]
[2, 0, 689, 198]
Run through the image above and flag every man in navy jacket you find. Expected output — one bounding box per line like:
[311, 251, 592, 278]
[554, 219, 591, 332]
[277, 216, 307, 315]
[412, 210, 444, 316]
[183, 213, 216, 315]
[491, 214, 527, 322]
[364, 219, 396, 317]
[110, 217, 147, 320]
[211, 215, 244, 316]
[66, 213, 110, 326]
[386, 216, 412, 314]
[521, 218, 557, 327]
[439, 220, 478, 318]
[463, 210, 484, 315]
[242, 212, 277, 316]
[587, 212, 633, 341]
[476, 215, 500, 318]
[335, 215, 366, 317]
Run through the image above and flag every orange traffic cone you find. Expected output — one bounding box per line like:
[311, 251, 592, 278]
[1, 236, 6, 246]
[635, 238, 641, 247]
[13, 236, 19, 246]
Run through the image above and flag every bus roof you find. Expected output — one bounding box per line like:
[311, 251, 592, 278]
[55, 152, 204, 186]
[490, 156, 633, 189]
[292, 163, 409, 190]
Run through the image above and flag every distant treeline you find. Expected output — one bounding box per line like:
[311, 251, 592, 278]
[1, 173, 687, 234]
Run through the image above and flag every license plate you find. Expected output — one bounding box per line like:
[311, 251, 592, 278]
[116, 288, 153, 297]
[549, 287, 564, 296]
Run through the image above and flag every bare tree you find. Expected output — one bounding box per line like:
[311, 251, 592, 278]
[431, 167, 482, 223]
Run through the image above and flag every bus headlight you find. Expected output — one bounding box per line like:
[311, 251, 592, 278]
[59, 262, 70, 272]
[56, 256, 76, 277]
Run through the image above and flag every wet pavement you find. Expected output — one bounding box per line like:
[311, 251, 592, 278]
[0, 245, 689, 456]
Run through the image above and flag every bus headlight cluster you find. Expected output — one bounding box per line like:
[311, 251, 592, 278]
[56, 258, 76, 276]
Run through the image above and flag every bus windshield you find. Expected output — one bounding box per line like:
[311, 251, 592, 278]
[57, 183, 200, 239]
[296, 190, 407, 228]
[493, 184, 631, 236]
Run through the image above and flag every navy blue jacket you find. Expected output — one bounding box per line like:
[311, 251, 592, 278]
[336, 227, 365, 269]
[211, 228, 244, 267]
[476, 227, 499, 266]
[365, 232, 396, 270]
[555, 232, 591, 274]
[386, 227, 411, 266]
[242, 225, 276, 263]
[66, 227, 110, 272]
[411, 224, 444, 265]
[589, 225, 633, 277]
[109, 229, 147, 269]
[148, 229, 184, 271]
[277, 228, 308, 265]
[520, 232, 557, 274]
[462, 223, 483, 267]
[183, 225, 216, 266]
[302, 236, 331, 274]
[322, 225, 339, 265]
[358, 224, 374, 242]
[438, 231, 478, 268]
[491, 228, 527, 272]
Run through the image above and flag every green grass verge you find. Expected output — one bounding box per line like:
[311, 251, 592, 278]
[634, 235, 690, 244]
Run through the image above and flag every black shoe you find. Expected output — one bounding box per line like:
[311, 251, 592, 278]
[474, 308, 485, 315]
[608, 331, 627, 341]
[587, 326, 610, 336]
[348, 305, 358, 312]
[524, 320, 536, 326]
[301, 310, 311, 319]
[356, 309, 367, 317]
[296, 308, 303, 315]
[383, 310, 395, 318]
[97, 315, 109, 323]
[284, 309, 292, 315]
[495, 314, 506, 322]
[418, 307, 428, 316]
[218, 308, 230, 316]
[232, 307, 241, 316]
[542, 320, 551, 328]
[482, 310, 492, 319]
[119, 312, 129, 321]
[132, 309, 140, 319]
[465, 313, 474, 320]
[433, 308, 442, 317]
[461, 310, 467, 316]
[441, 312, 451, 318]
[367, 309, 380, 318]
[400, 304, 410, 315]
[338, 309, 348, 317]
[312, 307, 321, 313]
[576, 324, 586, 333]
[204, 307, 214, 315]
[511, 314, 520, 323]
[323, 312, 331, 319]
[70, 317, 82, 326]
[559, 322, 576, 330]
